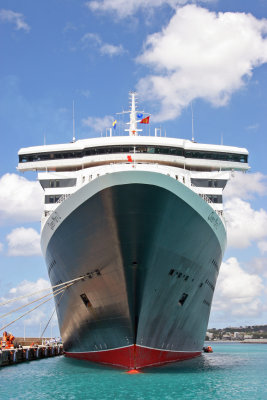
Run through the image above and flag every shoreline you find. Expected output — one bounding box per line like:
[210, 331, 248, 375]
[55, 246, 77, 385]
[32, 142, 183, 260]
[206, 340, 267, 344]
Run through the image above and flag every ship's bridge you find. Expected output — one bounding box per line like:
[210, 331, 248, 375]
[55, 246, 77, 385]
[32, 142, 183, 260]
[17, 92, 249, 228]
[18, 135, 249, 173]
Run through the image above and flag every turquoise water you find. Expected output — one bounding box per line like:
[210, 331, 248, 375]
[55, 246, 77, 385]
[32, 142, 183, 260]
[1, 343, 267, 399]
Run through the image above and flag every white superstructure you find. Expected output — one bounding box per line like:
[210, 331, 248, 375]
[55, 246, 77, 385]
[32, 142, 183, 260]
[17, 92, 249, 228]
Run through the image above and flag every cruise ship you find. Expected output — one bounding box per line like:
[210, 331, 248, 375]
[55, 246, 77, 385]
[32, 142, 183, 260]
[17, 93, 249, 369]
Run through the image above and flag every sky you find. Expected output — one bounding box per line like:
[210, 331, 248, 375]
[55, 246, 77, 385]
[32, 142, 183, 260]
[0, 0, 267, 338]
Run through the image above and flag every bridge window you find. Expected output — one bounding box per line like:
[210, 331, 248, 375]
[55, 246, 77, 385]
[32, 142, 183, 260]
[49, 180, 60, 188]
[40, 178, 76, 189]
[206, 195, 222, 203]
[191, 179, 227, 188]
[45, 195, 61, 204]
[19, 146, 247, 164]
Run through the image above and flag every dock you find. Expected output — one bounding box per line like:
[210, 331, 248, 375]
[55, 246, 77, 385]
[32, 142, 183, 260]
[0, 344, 63, 367]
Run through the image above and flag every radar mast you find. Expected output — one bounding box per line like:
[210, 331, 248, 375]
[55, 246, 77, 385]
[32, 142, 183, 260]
[124, 92, 143, 136]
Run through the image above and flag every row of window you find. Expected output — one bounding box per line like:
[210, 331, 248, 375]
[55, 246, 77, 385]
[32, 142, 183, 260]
[206, 195, 223, 204]
[40, 178, 76, 189]
[205, 278, 215, 292]
[211, 259, 219, 272]
[191, 178, 227, 188]
[45, 193, 221, 206]
[43, 179, 224, 196]
[19, 145, 248, 164]
[48, 259, 56, 276]
[45, 195, 62, 204]
[169, 268, 191, 281]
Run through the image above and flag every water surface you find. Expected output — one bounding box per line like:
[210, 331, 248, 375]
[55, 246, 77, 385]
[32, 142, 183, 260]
[1, 343, 266, 399]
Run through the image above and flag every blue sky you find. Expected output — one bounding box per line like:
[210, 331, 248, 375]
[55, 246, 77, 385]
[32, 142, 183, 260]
[0, 0, 267, 337]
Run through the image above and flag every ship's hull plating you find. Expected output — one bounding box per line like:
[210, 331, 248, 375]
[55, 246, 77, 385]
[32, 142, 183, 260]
[41, 171, 226, 369]
[65, 345, 201, 369]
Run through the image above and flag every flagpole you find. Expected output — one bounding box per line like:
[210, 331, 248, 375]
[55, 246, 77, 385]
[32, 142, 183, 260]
[72, 100, 76, 143]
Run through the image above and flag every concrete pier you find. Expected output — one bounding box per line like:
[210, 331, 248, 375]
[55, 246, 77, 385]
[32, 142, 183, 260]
[0, 345, 63, 367]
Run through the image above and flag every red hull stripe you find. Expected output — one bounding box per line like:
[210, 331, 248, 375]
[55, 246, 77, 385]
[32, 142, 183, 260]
[65, 345, 201, 369]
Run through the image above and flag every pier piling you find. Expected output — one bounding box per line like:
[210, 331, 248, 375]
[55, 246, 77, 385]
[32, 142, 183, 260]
[0, 345, 63, 367]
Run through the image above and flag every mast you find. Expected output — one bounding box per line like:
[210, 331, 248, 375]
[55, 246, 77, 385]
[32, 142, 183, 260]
[124, 92, 142, 136]
[191, 101, 194, 142]
[72, 100, 76, 143]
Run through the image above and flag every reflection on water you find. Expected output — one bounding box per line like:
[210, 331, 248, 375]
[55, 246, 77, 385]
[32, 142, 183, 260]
[147, 348, 251, 374]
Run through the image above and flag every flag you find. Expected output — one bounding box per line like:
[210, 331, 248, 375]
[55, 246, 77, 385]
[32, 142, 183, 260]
[112, 120, 117, 129]
[140, 116, 150, 124]
[137, 113, 143, 119]
[127, 155, 133, 162]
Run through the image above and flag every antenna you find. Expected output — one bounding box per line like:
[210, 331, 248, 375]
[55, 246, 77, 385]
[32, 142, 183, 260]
[191, 101, 194, 142]
[124, 92, 142, 136]
[72, 100, 76, 143]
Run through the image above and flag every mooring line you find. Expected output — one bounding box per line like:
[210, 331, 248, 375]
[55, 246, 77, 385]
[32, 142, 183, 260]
[0, 274, 87, 307]
[0, 283, 74, 320]
[0, 284, 72, 331]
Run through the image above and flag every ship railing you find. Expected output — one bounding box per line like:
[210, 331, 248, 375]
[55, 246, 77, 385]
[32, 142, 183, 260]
[41, 194, 70, 223]
[89, 164, 226, 225]
[190, 183, 225, 222]
[56, 194, 70, 204]
[190, 182, 214, 204]
[43, 210, 53, 218]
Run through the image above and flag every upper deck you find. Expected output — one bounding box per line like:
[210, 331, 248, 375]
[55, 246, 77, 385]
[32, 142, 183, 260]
[17, 135, 249, 173]
[17, 92, 249, 173]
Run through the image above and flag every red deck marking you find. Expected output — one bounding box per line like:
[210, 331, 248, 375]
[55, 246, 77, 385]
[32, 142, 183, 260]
[65, 345, 201, 369]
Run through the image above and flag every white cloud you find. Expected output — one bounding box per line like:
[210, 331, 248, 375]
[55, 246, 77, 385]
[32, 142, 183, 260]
[85, 0, 214, 18]
[0, 9, 30, 32]
[246, 123, 259, 131]
[258, 241, 267, 255]
[81, 32, 124, 57]
[100, 43, 124, 56]
[224, 172, 267, 200]
[0, 173, 43, 224]
[213, 257, 264, 318]
[0, 242, 3, 252]
[248, 257, 267, 279]
[223, 172, 267, 249]
[136, 5, 267, 121]
[0, 278, 57, 333]
[82, 32, 101, 45]
[224, 198, 267, 249]
[6, 227, 41, 256]
[82, 115, 114, 132]
[0, 278, 50, 309]
[24, 308, 46, 326]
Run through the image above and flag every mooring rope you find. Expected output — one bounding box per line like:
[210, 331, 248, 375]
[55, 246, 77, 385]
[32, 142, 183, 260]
[40, 289, 66, 339]
[0, 284, 71, 332]
[0, 274, 87, 307]
[0, 282, 74, 320]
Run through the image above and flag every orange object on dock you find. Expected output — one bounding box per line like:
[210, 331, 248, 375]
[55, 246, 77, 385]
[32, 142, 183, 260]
[1, 331, 15, 349]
